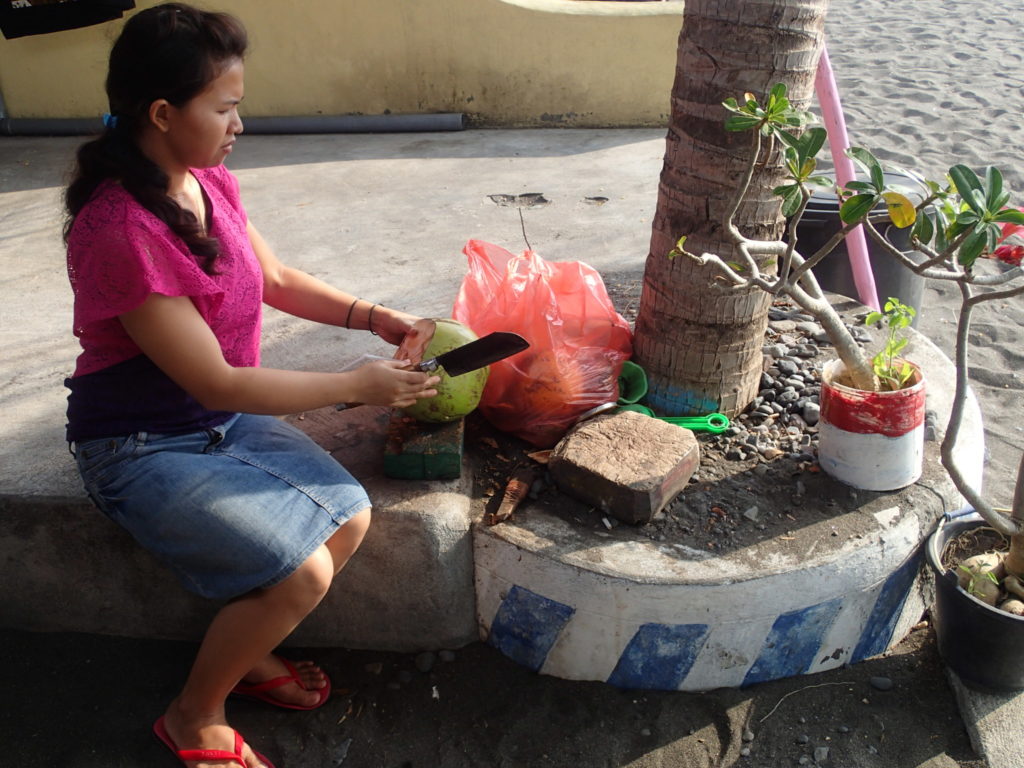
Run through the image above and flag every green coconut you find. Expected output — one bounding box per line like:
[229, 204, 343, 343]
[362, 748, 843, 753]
[400, 318, 489, 423]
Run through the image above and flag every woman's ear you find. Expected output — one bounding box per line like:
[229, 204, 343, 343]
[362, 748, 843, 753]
[148, 99, 172, 133]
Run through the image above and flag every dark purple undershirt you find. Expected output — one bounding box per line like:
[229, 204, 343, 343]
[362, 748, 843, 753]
[65, 354, 233, 442]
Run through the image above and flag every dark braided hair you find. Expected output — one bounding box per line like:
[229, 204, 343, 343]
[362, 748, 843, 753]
[64, 3, 248, 274]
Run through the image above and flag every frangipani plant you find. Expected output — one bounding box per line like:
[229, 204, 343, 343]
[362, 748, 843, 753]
[675, 83, 1024, 599]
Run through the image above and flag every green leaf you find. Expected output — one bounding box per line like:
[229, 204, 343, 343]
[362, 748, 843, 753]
[912, 209, 935, 245]
[840, 193, 878, 224]
[804, 127, 827, 159]
[777, 130, 801, 150]
[725, 115, 762, 132]
[950, 165, 984, 214]
[994, 209, 1024, 224]
[722, 97, 740, 110]
[988, 191, 1011, 214]
[985, 166, 1004, 211]
[847, 148, 884, 191]
[959, 227, 988, 266]
[865, 311, 883, 326]
[844, 180, 875, 192]
[807, 176, 834, 189]
[781, 186, 803, 217]
[970, 188, 990, 216]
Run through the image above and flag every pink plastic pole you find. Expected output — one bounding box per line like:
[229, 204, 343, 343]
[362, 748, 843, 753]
[814, 45, 880, 311]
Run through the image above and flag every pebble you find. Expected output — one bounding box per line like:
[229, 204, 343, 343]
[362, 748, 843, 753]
[813, 746, 830, 764]
[415, 651, 437, 673]
[739, 746, 751, 757]
[802, 402, 821, 426]
[742, 729, 755, 742]
[796, 734, 810, 744]
[869, 675, 894, 691]
[777, 359, 800, 376]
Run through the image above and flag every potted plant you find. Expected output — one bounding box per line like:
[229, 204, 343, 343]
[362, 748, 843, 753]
[671, 83, 1024, 690]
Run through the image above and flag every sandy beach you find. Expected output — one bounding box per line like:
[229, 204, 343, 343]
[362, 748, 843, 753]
[824, 0, 1024, 506]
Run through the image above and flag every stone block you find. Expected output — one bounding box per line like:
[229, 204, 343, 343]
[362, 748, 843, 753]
[548, 410, 700, 524]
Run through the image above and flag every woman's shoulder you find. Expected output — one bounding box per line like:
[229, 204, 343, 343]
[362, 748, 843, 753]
[69, 181, 165, 244]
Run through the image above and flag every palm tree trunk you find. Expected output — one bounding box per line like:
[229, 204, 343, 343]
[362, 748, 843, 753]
[634, 0, 830, 417]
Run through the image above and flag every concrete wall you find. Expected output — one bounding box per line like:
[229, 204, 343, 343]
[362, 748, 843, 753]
[0, 0, 683, 126]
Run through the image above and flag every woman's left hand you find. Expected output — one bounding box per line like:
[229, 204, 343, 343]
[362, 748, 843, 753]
[371, 306, 422, 346]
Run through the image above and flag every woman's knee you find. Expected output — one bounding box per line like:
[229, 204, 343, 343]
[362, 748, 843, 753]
[276, 545, 335, 607]
[325, 506, 371, 573]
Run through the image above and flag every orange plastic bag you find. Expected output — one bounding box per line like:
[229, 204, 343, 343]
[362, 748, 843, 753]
[452, 240, 632, 447]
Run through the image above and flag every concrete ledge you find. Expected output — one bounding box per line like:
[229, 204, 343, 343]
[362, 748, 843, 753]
[0, 405, 478, 654]
[499, 0, 685, 17]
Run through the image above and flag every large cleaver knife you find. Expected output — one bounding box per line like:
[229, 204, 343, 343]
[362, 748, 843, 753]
[416, 331, 528, 376]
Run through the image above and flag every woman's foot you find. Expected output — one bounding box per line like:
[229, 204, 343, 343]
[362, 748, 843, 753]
[158, 701, 272, 768]
[232, 654, 330, 710]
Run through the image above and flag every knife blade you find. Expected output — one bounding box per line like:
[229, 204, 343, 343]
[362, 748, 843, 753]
[417, 331, 529, 376]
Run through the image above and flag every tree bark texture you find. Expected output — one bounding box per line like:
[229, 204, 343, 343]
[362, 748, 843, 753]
[634, 0, 829, 416]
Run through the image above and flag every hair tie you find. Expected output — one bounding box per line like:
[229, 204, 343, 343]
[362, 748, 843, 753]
[102, 113, 118, 129]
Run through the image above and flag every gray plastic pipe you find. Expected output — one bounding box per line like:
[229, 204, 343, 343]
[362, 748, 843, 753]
[0, 112, 466, 136]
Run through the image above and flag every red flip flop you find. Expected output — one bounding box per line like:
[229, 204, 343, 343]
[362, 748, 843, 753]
[230, 656, 331, 711]
[153, 715, 276, 768]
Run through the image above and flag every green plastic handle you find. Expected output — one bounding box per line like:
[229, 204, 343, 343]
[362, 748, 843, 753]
[658, 413, 731, 434]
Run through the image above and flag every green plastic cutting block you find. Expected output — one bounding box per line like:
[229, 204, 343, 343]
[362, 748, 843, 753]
[383, 413, 464, 480]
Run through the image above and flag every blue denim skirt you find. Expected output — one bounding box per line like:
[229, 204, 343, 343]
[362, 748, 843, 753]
[73, 413, 371, 600]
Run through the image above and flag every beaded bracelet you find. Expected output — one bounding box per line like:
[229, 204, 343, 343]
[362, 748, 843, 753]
[344, 298, 361, 329]
[368, 303, 380, 336]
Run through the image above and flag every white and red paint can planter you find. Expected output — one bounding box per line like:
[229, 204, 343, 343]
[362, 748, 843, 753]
[818, 359, 925, 490]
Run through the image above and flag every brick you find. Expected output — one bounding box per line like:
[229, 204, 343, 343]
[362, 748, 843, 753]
[549, 410, 700, 524]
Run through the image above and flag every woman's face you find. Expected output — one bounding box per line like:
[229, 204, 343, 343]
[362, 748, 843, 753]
[161, 58, 245, 170]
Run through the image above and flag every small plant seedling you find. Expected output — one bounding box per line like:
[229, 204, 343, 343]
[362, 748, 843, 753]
[865, 297, 917, 391]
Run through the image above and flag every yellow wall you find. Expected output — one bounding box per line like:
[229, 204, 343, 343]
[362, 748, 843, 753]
[0, 0, 683, 126]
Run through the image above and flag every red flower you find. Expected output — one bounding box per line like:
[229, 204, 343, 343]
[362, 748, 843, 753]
[991, 244, 1024, 267]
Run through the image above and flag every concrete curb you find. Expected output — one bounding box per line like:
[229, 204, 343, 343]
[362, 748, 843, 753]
[473, 325, 985, 691]
[0, 405, 478, 654]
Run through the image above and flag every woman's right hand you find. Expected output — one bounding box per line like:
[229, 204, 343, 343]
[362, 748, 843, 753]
[351, 359, 439, 408]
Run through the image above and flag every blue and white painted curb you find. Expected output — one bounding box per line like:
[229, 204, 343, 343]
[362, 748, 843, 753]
[474, 504, 932, 691]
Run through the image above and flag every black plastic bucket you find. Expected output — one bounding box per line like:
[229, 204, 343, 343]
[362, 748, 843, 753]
[926, 516, 1024, 692]
[793, 171, 926, 324]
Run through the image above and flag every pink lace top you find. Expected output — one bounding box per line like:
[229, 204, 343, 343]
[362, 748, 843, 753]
[68, 164, 262, 375]
[65, 165, 263, 440]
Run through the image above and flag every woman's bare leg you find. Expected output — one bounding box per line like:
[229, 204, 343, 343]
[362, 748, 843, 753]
[235, 507, 374, 705]
[160, 507, 371, 768]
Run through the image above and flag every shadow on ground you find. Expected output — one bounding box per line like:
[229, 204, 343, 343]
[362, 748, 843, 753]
[0, 623, 981, 767]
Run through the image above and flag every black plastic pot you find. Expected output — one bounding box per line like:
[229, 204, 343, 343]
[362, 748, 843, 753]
[926, 516, 1024, 692]
[793, 171, 926, 324]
